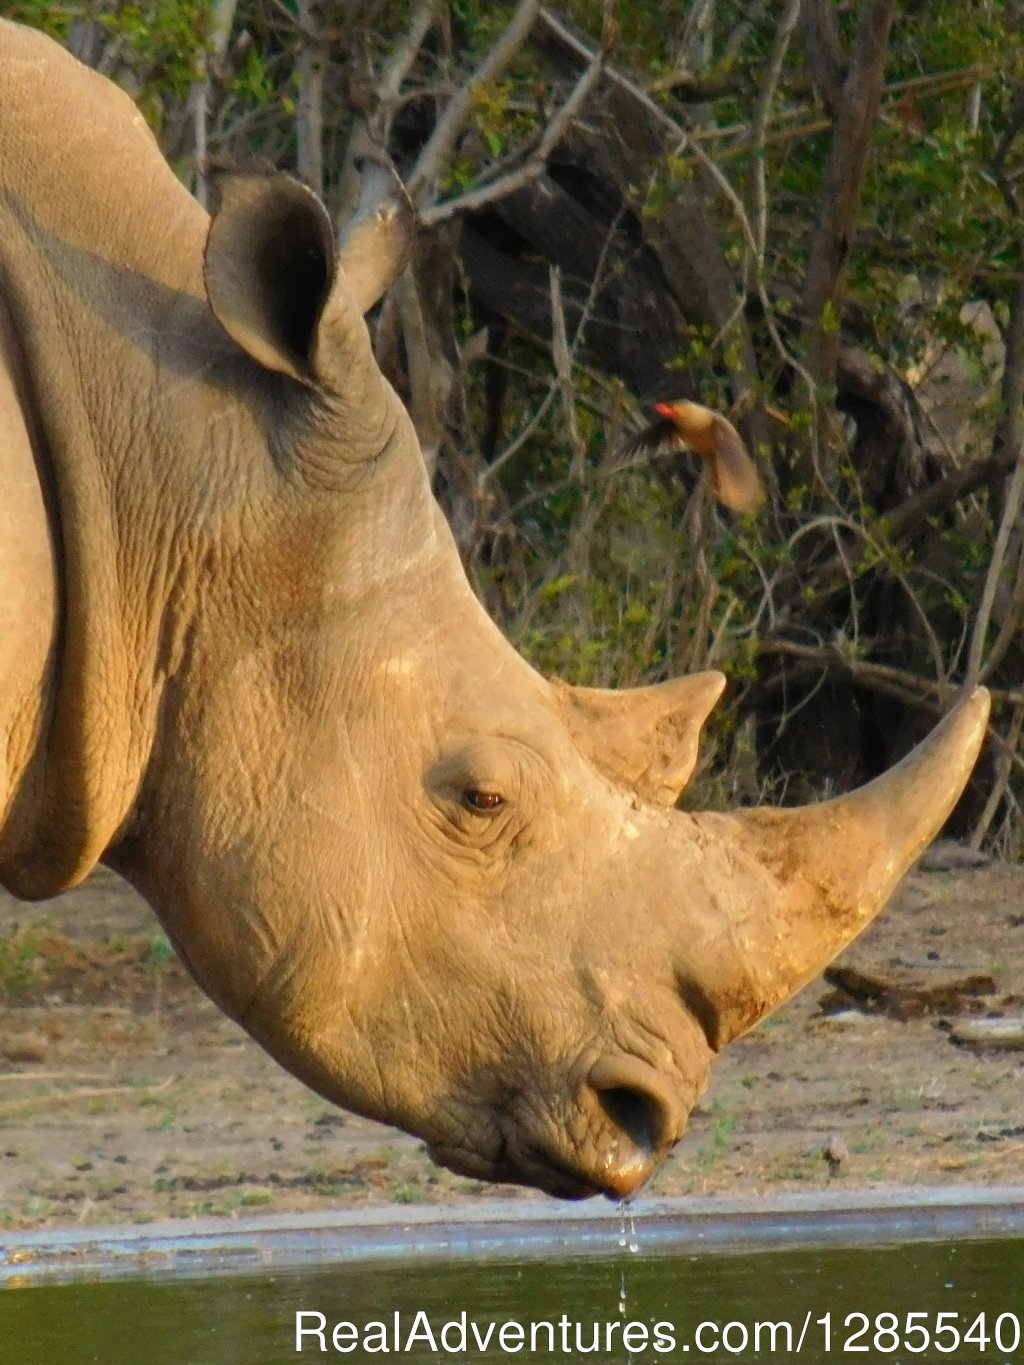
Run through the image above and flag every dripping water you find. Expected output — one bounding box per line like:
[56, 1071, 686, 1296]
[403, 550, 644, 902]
[617, 1200, 639, 1255]
[617, 1200, 641, 1363]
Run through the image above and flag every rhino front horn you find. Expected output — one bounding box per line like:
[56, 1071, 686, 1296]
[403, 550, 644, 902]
[684, 686, 990, 1047]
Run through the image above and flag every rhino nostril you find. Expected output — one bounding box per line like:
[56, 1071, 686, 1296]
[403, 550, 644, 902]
[588, 1056, 680, 1157]
[596, 1086, 660, 1155]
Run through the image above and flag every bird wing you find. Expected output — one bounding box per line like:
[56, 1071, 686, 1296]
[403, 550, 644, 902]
[706, 414, 767, 514]
[606, 416, 686, 471]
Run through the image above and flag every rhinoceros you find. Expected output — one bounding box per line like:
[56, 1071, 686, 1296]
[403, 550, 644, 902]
[0, 20, 989, 1199]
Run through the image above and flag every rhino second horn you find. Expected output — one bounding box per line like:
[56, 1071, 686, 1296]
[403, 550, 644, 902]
[563, 670, 726, 806]
[694, 686, 990, 1046]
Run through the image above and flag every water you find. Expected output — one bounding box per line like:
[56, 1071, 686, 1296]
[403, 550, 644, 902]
[617, 1202, 640, 1256]
[2, 1236, 1022, 1364]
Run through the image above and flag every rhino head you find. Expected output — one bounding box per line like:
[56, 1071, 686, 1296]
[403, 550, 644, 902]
[0, 24, 989, 1199]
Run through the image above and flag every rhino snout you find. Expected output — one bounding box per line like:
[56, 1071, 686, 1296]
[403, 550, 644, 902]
[486, 1054, 686, 1201]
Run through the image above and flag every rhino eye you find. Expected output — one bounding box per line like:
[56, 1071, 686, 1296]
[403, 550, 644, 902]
[462, 788, 506, 813]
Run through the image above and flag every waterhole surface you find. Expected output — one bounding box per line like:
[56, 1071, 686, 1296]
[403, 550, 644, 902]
[2, 1195, 1022, 1363]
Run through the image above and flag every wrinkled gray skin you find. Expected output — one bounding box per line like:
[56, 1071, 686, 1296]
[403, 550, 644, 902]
[0, 22, 989, 1199]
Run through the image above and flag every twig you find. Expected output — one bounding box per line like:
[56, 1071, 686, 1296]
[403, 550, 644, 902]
[693, 64, 991, 154]
[265, 0, 320, 41]
[966, 453, 1024, 683]
[0, 1076, 175, 1119]
[549, 267, 587, 478]
[750, 0, 801, 258]
[482, 383, 560, 485]
[760, 639, 952, 706]
[968, 263, 1024, 683]
[766, 450, 1016, 621]
[0, 1072, 113, 1083]
[979, 539, 1024, 684]
[969, 703, 1024, 850]
[420, 158, 546, 226]
[481, 200, 624, 489]
[674, 486, 718, 674]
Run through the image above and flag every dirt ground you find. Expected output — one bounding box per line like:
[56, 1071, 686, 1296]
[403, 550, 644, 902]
[1, 851, 1022, 1231]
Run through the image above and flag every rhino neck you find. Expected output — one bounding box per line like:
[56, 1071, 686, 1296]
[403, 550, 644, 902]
[0, 23, 228, 895]
[0, 245, 218, 895]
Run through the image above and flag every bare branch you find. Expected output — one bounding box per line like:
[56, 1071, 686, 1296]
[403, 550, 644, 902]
[208, 0, 238, 71]
[760, 448, 1016, 633]
[420, 157, 546, 226]
[967, 456, 1024, 684]
[761, 639, 1024, 709]
[993, 84, 1024, 215]
[968, 264, 1024, 682]
[407, 0, 544, 205]
[395, 266, 447, 481]
[420, 9, 608, 228]
[376, 0, 444, 128]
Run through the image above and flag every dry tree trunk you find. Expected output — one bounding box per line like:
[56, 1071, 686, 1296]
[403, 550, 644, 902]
[800, 0, 894, 482]
[191, 0, 239, 208]
[295, 0, 325, 198]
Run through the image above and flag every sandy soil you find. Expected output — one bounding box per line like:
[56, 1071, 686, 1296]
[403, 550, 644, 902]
[1, 853, 1022, 1230]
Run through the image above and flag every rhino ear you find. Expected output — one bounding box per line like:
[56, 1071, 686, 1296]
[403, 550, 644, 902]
[203, 157, 414, 386]
[204, 163, 336, 383]
[561, 672, 726, 806]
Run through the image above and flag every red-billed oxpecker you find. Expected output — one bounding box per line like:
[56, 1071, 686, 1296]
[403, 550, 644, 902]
[611, 399, 767, 513]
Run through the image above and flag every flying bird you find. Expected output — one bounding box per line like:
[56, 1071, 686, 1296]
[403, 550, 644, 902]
[609, 399, 767, 513]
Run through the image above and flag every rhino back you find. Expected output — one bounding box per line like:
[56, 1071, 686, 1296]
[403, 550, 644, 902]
[0, 20, 206, 292]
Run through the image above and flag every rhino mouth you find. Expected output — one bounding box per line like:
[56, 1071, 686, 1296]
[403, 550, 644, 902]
[510, 1140, 613, 1200]
[427, 1131, 605, 1200]
[426, 1096, 667, 1201]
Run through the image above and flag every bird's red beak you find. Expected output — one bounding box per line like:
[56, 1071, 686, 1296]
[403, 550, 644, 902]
[654, 401, 676, 418]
